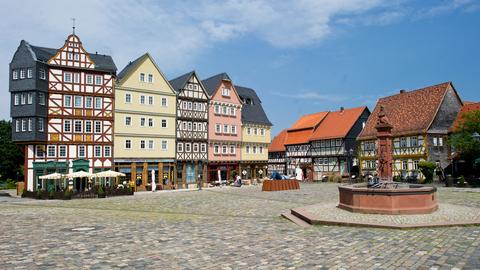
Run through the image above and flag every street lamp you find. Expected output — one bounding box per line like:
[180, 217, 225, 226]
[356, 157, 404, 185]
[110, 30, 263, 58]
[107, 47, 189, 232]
[348, 148, 354, 182]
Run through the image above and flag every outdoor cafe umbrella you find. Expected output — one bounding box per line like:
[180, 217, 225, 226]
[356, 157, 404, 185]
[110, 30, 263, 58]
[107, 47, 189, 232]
[151, 169, 156, 192]
[66, 171, 94, 191]
[94, 170, 126, 186]
[39, 172, 64, 191]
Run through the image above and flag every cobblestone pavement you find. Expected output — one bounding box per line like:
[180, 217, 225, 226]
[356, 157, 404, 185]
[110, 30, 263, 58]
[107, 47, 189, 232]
[1, 183, 480, 269]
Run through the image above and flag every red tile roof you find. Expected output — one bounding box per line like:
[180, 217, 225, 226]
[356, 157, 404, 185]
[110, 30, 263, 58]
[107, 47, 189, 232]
[358, 82, 456, 140]
[268, 129, 288, 152]
[450, 102, 480, 132]
[310, 106, 368, 141]
[284, 111, 328, 145]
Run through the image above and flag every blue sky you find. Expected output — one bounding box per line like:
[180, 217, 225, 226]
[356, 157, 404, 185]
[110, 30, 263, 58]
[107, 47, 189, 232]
[1, 0, 479, 136]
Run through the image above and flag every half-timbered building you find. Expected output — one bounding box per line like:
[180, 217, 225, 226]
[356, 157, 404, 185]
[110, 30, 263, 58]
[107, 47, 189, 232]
[169, 71, 209, 188]
[202, 73, 242, 183]
[114, 53, 177, 191]
[10, 33, 117, 191]
[284, 111, 328, 180]
[357, 82, 462, 180]
[309, 106, 370, 180]
[268, 129, 288, 175]
[236, 85, 272, 181]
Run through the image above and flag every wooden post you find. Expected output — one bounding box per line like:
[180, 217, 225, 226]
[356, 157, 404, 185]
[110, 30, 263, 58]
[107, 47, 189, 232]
[131, 163, 136, 191]
[142, 162, 148, 190]
[172, 163, 176, 189]
[203, 162, 208, 186]
[158, 162, 162, 189]
[182, 163, 187, 189]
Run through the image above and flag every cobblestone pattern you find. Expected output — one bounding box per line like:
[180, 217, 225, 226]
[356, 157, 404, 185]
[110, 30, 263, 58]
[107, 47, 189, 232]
[0, 183, 479, 269]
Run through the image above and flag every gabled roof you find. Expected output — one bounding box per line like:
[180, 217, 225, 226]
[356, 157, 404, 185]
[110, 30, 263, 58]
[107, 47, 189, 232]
[269, 129, 288, 152]
[169, 71, 195, 93]
[235, 85, 272, 126]
[450, 102, 480, 132]
[284, 111, 328, 145]
[201, 73, 232, 96]
[310, 106, 369, 141]
[117, 54, 145, 81]
[358, 82, 458, 140]
[25, 41, 116, 73]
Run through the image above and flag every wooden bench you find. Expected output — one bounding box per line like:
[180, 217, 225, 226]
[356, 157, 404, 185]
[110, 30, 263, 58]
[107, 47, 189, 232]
[262, 180, 300, 192]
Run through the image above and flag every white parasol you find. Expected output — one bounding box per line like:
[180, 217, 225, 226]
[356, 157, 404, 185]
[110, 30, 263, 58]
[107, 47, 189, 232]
[39, 172, 64, 180]
[66, 171, 95, 179]
[94, 170, 126, 178]
[151, 169, 156, 192]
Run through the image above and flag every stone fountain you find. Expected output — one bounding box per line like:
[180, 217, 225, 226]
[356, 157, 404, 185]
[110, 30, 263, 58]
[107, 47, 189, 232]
[338, 106, 438, 215]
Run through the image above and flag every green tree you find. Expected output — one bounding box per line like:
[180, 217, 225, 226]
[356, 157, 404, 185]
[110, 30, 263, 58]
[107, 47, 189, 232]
[449, 110, 480, 160]
[0, 120, 24, 181]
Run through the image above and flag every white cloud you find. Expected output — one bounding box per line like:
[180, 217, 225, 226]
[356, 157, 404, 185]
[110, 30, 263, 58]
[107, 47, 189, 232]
[273, 91, 347, 103]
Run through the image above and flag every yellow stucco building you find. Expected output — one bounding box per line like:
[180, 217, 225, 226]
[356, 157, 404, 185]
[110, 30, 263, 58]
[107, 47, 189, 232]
[114, 53, 177, 190]
[236, 86, 272, 180]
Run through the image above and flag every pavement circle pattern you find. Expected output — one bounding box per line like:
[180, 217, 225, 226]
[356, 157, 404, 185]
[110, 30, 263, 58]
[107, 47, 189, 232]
[1, 183, 480, 269]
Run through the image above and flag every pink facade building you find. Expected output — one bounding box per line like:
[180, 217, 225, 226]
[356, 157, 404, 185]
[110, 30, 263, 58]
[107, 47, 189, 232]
[202, 73, 242, 183]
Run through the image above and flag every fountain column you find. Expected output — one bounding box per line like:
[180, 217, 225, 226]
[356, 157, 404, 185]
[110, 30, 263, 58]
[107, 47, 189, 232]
[375, 106, 393, 182]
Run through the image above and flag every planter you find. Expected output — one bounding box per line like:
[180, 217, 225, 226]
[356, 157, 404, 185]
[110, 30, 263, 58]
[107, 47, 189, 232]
[98, 193, 106, 198]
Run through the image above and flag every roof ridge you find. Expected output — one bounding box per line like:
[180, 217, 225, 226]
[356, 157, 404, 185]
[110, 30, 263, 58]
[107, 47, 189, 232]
[379, 81, 451, 101]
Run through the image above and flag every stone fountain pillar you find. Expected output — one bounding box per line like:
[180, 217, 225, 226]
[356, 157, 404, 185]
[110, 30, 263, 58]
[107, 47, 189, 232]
[375, 106, 393, 182]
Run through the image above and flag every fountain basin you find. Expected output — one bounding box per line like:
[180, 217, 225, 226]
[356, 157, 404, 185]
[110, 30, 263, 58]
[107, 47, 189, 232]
[338, 184, 438, 215]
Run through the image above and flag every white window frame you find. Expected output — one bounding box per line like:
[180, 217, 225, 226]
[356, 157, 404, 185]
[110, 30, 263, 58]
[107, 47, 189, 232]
[21, 94, 26, 105]
[20, 69, 26, 79]
[201, 143, 207, 153]
[139, 73, 145, 82]
[125, 116, 131, 126]
[94, 146, 102, 157]
[95, 75, 103, 85]
[86, 74, 93, 84]
[230, 145, 235, 154]
[21, 119, 26, 131]
[47, 145, 56, 158]
[161, 140, 168, 150]
[36, 145, 45, 158]
[39, 93, 45, 105]
[231, 125, 236, 134]
[39, 69, 46, 80]
[125, 139, 132, 149]
[95, 97, 102, 109]
[140, 117, 146, 127]
[15, 120, 20, 132]
[95, 121, 101, 133]
[222, 145, 228, 154]
[85, 96, 93, 108]
[27, 68, 33, 78]
[223, 124, 229, 134]
[148, 140, 154, 149]
[28, 119, 32, 132]
[12, 70, 18, 80]
[38, 118, 44, 132]
[214, 144, 220, 154]
[148, 74, 153, 83]
[74, 120, 82, 133]
[215, 124, 221, 133]
[214, 105, 220, 114]
[27, 93, 33, 104]
[14, 94, 20, 106]
[161, 97, 167, 107]
[85, 120, 92, 133]
[161, 119, 167, 128]
[64, 120, 71, 132]
[177, 143, 183, 152]
[64, 95, 72, 107]
[193, 143, 199, 153]
[104, 146, 111, 157]
[125, 93, 132, 103]
[64, 72, 72, 82]
[140, 95, 146, 105]
[59, 145, 67, 158]
[74, 96, 83, 108]
[78, 145, 86, 158]
[148, 96, 154, 105]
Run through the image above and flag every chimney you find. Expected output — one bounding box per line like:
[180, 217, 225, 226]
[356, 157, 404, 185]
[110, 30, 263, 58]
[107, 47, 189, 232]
[400, 89, 406, 94]
[340, 106, 344, 112]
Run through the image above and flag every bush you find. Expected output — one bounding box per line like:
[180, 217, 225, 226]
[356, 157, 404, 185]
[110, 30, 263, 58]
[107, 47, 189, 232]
[36, 190, 43, 199]
[21, 189, 27, 198]
[333, 175, 342, 183]
[63, 189, 72, 200]
[328, 175, 335, 182]
[393, 175, 402, 182]
[418, 161, 436, 183]
[48, 190, 55, 199]
[458, 175, 466, 187]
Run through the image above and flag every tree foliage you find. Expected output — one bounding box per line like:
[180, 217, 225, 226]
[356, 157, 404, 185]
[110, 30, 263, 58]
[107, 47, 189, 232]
[449, 110, 480, 160]
[0, 120, 24, 181]
[418, 161, 436, 183]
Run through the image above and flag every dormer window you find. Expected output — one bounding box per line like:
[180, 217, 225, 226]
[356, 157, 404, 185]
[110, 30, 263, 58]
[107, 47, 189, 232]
[20, 69, 26, 79]
[140, 73, 145, 82]
[27, 68, 33, 79]
[12, 70, 18, 80]
[222, 88, 230, 97]
[39, 69, 46, 80]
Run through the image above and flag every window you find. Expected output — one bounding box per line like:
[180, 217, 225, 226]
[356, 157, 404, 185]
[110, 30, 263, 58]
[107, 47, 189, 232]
[148, 140, 154, 149]
[85, 121, 92, 133]
[39, 93, 45, 105]
[230, 107, 235, 116]
[182, 101, 187, 109]
[39, 69, 46, 80]
[259, 146, 263, 153]
[193, 143, 199, 152]
[95, 121, 101, 133]
[94, 146, 101, 157]
[74, 73, 80, 83]
[64, 120, 71, 132]
[161, 140, 167, 150]
[161, 97, 167, 107]
[14, 94, 20, 105]
[74, 96, 83, 108]
[140, 95, 145, 104]
[177, 143, 184, 152]
[188, 102, 192, 110]
[185, 143, 191, 152]
[139, 73, 145, 82]
[201, 143, 206, 152]
[38, 118, 44, 132]
[214, 105, 220, 114]
[74, 53, 79, 60]
[214, 145, 220, 154]
[182, 122, 187, 130]
[125, 93, 131, 103]
[215, 124, 221, 133]
[26, 93, 33, 105]
[231, 125, 237, 134]
[12, 70, 18, 80]
[85, 96, 93, 108]
[260, 128, 265, 136]
[64, 95, 72, 107]
[253, 146, 257, 154]
[125, 140, 131, 149]
[21, 119, 26, 131]
[148, 74, 153, 83]
[433, 137, 438, 146]
[193, 103, 197, 111]
[222, 88, 230, 97]
[78, 146, 86, 158]
[86, 75, 93, 84]
[95, 75, 102, 85]
[68, 52, 73, 60]
[95, 97, 102, 109]
[104, 146, 111, 157]
[140, 140, 146, 149]
[223, 124, 229, 134]
[21, 93, 26, 105]
[36, 146, 45, 158]
[28, 119, 32, 131]
[64, 72, 71, 82]
[230, 145, 235, 154]
[247, 127, 251, 135]
[193, 122, 197, 131]
[254, 128, 258, 135]
[411, 136, 418, 147]
[27, 68, 33, 78]
[140, 118, 146, 127]
[59, 146, 67, 158]
[402, 160, 408, 171]
[161, 119, 167, 128]
[125, 117, 131, 126]
[400, 137, 407, 147]
[47, 145, 56, 157]
[20, 69, 26, 79]
[188, 122, 192, 131]
[246, 145, 250, 154]
[148, 118, 154, 127]
[74, 120, 82, 132]
[222, 106, 227, 115]
[15, 120, 20, 132]
[148, 96, 154, 105]
[222, 145, 228, 154]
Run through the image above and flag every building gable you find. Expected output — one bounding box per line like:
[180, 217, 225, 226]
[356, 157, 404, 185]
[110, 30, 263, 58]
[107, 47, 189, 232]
[428, 84, 463, 134]
[48, 34, 95, 69]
